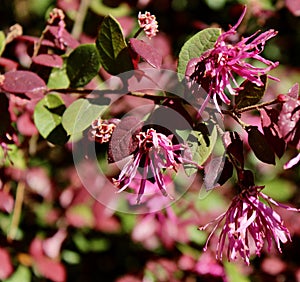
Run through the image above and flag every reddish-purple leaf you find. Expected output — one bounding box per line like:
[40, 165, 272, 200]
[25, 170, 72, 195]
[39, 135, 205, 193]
[260, 108, 286, 158]
[17, 112, 38, 136]
[278, 83, 300, 149]
[1, 71, 47, 96]
[129, 38, 162, 69]
[0, 191, 14, 213]
[47, 26, 79, 49]
[0, 58, 18, 71]
[247, 126, 275, 165]
[108, 116, 143, 163]
[32, 54, 63, 68]
[222, 131, 244, 168]
[35, 257, 66, 282]
[286, 0, 300, 16]
[0, 248, 13, 280]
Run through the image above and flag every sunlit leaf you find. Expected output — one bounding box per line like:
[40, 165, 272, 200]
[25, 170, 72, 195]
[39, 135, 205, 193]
[34, 93, 68, 145]
[96, 15, 133, 75]
[177, 28, 221, 79]
[62, 98, 108, 136]
[0, 31, 6, 56]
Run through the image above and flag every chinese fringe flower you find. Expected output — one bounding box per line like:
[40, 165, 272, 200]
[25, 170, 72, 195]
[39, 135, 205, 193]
[138, 11, 159, 39]
[199, 185, 299, 265]
[113, 128, 189, 203]
[186, 7, 279, 113]
[88, 118, 117, 144]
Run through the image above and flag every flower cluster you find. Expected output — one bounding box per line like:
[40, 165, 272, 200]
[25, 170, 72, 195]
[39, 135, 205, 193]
[186, 7, 279, 113]
[138, 11, 159, 39]
[113, 128, 184, 203]
[199, 185, 299, 265]
[88, 118, 118, 144]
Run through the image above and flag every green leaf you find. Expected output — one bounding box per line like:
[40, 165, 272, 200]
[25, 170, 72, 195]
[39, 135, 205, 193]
[235, 75, 267, 108]
[4, 265, 31, 282]
[177, 28, 221, 79]
[34, 93, 69, 145]
[224, 261, 251, 282]
[90, 0, 130, 17]
[96, 15, 133, 75]
[0, 31, 6, 56]
[184, 124, 217, 176]
[259, 179, 295, 202]
[47, 65, 70, 89]
[67, 44, 101, 88]
[62, 98, 108, 135]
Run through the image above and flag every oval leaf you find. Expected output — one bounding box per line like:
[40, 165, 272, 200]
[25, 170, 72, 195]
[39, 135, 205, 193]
[34, 93, 68, 145]
[62, 98, 108, 135]
[66, 44, 101, 88]
[184, 124, 217, 176]
[177, 28, 221, 79]
[247, 126, 275, 165]
[0, 31, 5, 56]
[32, 54, 63, 68]
[235, 75, 267, 109]
[96, 15, 133, 75]
[129, 38, 162, 68]
[1, 70, 46, 96]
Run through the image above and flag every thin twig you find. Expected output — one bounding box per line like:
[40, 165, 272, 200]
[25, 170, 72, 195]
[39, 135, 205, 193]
[71, 0, 91, 40]
[235, 98, 281, 114]
[7, 181, 25, 242]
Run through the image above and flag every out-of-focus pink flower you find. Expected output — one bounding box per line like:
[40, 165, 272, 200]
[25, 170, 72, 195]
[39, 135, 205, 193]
[113, 128, 186, 203]
[0, 247, 13, 280]
[199, 185, 299, 265]
[138, 11, 158, 39]
[186, 6, 279, 113]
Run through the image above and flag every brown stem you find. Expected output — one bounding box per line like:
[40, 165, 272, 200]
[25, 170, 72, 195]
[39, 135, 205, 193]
[71, 0, 91, 40]
[236, 98, 281, 114]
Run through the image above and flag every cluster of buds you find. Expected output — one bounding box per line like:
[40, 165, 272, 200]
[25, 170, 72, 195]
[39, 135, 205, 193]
[138, 11, 159, 39]
[88, 118, 118, 144]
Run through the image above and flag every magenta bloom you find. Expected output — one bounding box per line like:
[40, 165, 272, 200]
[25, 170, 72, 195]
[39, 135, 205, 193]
[113, 128, 186, 203]
[199, 185, 299, 265]
[186, 7, 279, 113]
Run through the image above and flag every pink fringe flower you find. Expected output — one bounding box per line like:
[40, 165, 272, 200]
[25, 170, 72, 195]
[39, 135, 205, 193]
[113, 128, 194, 203]
[138, 11, 159, 39]
[186, 7, 279, 113]
[199, 185, 299, 265]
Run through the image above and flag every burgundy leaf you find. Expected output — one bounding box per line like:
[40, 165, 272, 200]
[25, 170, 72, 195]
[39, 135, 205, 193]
[17, 112, 38, 136]
[129, 38, 162, 68]
[247, 126, 275, 165]
[260, 108, 286, 158]
[222, 131, 244, 168]
[47, 26, 79, 49]
[17, 35, 55, 48]
[108, 116, 143, 163]
[237, 169, 255, 187]
[0, 58, 18, 72]
[286, 0, 300, 16]
[278, 83, 300, 149]
[35, 257, 66, 282]
[0, 248, 13, 280]
[204, 155, 227, 190]
[0, 190, 14, 213]
[32, 54, 63, 68]
[1, 71, 47, 96]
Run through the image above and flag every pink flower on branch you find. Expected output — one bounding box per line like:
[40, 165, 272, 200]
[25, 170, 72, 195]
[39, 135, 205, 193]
[138, 11, 159, 39]
[199, 185, 299, 265]
[113, 128, 198, 203]
[186, 7, 279, 113]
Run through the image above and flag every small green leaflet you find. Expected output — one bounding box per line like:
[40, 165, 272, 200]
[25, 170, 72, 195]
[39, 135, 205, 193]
[0, 31, 6, 56]
[34, 93, 69, 145]
[179, 124, 217, 176]
[177, 28, 221, 80]
[62, 98, 108, 136]
[66, 44, 101, 88]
